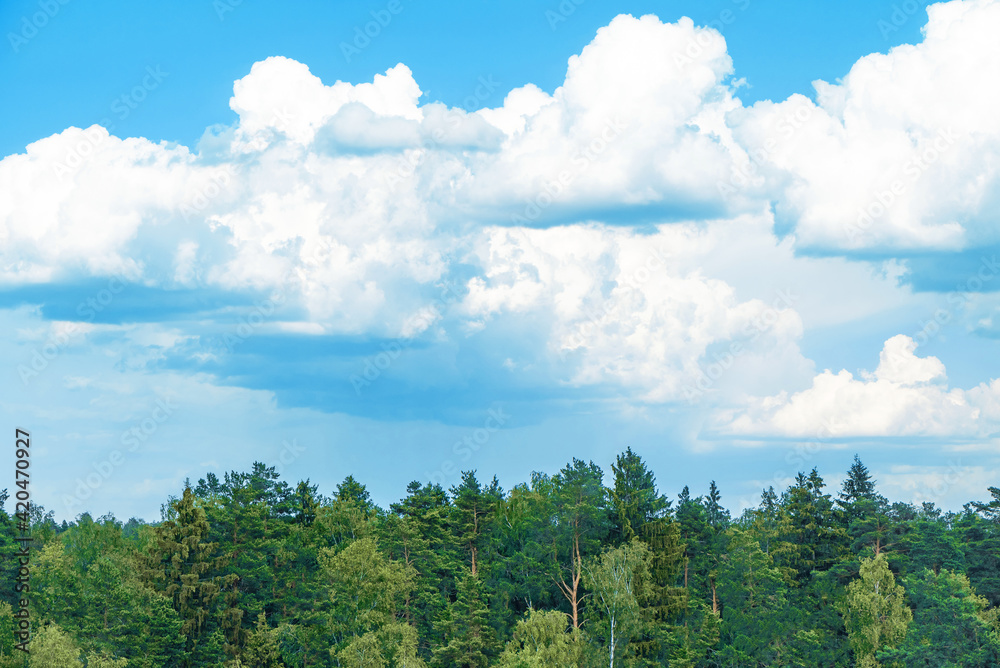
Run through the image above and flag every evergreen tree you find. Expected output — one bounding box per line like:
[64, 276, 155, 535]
[432, 572, 498, 668]
[550, 460, 610, 630]
[144, 487, 235, 667]
[608, 448, 669, 544]
[337, 475, 374, 512]
[630, 517, 687, 665]
[879, 568, 1000, 667]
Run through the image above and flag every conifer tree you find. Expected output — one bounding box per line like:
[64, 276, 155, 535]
[144, 487, 235, 667]
[608, 448, 670, 544]
[432, 571, 498, 668]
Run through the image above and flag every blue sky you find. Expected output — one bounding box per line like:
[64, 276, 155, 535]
[2, 0, 999, 522]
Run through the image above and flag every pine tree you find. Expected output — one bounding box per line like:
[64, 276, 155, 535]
[337, 475, 374, 512]
[609, 448, 670, 544]
[631, 517, 687, 666]
[550, 459, 610, 630]
[839, 456, 879, 524]
[449, 471, 493, 577]
[144, 487, 235, 667]
[432, 572, 498, 668]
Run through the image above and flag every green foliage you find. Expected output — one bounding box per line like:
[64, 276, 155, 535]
[27, 624, 81, 668]
[878, 568, 1000, 667]
[8, 457, 1000, 668]
[842, 553, 912, 667]
[608, 448, 669, 544]
[319, 536, 415, 650]
[583, 538, 652, 668]
[496, 609, 591, 668]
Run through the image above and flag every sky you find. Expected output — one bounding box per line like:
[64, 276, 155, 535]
[1, 0, 998, 522]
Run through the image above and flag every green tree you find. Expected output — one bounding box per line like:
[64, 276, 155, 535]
[83, 652, 128, 667]
[608, 448, 669, 544]
[550, 460, 610, 630]
[432, 572, 498, 668]
[714, 526, 793, 666]
[240, 613, 283, 668]
[842, 553, 911, 668]
[144, 487, 235, 667]
[630, 517, 687, 665]
[319, 537, 415, 653]
[583, 537, 651, 668]
[495, 609, 591, 668]
[879, 568, 1000, 667]
[27, 624, 81, 668]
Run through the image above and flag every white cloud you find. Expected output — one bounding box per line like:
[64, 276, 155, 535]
[462, 221, 809, 402]
[718, 334, 1000, 438]
[729, 0, 1000, 251]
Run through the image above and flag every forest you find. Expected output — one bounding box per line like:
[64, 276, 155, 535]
[1, 450, 999, 667]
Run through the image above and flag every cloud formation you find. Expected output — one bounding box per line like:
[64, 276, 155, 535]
[717, 334, 1000, 439]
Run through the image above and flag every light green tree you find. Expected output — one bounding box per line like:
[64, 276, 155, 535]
[841, 553, 911, 668]
[27, 624, 81, 668]
[338, 622, 427, 668]
[84, 652, 128, 667]
[495, 609, 591, 668]
[240, 613, 282, 668]
[319, 537, 419, 661]
[583, 537, 651, 668]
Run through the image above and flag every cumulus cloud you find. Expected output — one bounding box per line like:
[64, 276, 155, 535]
[3, 5, 999, 424]
[729, 0, 1000, 251]
[717, 334, 1000, 438]
[461, 221, 808, 402]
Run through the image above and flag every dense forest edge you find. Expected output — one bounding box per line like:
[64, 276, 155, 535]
[1, 451, 999, 667]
